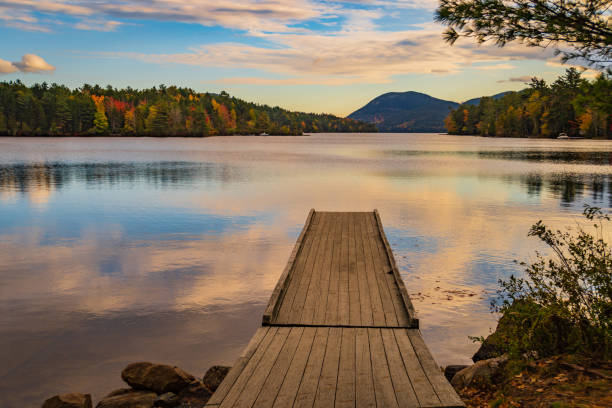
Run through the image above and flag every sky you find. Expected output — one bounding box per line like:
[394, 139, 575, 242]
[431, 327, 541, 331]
[0, 0, 589, 116]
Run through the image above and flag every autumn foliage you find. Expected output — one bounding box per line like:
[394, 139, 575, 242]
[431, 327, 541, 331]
[445, 69, 611, 139]
[0, 83, 376, 136]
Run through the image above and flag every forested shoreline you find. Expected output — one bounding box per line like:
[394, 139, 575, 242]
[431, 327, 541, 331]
[0, 81, 376, 137]
[445, 69, 611, 139]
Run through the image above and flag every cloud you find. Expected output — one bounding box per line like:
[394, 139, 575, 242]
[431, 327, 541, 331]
[0, 0, 563, 85]
[74, 19, 122, 31]
[475, 63, 516, 70]
[0, 54, 55, 74]
[0, 5, 51, 31]
[497, 75, 534, 83]
[0, 0, 326, 33]
[0, 58, 18, 74]
[4, 21, 51, 31]
[108, 26, 554, 85]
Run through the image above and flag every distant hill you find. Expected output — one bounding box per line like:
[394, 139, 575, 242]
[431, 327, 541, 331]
[347, 91, 459, 132]
[462, 91, 513, 106]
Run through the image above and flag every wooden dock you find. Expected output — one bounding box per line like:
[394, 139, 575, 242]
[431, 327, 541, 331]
[206, 210, 465, 408]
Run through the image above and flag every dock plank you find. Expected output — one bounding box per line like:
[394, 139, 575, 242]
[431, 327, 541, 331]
[348, 213, 361, 327]
[274, 214, 319, 324]
[368, 328, 399, 408]
[380, 329, 419, 407]
[365, 215, 399, 327]
[338, 213, 351, 326]
[294, 327, 330, 408]
[355, 213, 374, 326]
[272, 327, 317, 407]
[355, 328, 376, 408]
[325, 214, 342, 326]
[394, 330, 441, 407]
[312, 213, 335, 325]
[335, 328, 356, 408]
[359, 214, 386, 326]
[207, 327, 270, 406]
[252, 326, 305, 407]
[300, 212, 332, 325]
[408, 330, 466, 408]
[231, 327, 292, 408]
[313, 327, 342, 408]
[216, 327, 279, 408]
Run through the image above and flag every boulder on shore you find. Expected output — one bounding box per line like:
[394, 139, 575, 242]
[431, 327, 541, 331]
[451, 355, 508, 389]
[176, 381, 212, 408]
[42, 393, 92, 408]
[153, 392, 178, 408]
[444, 365, 469, 382]
[95, 389, 156, 408]
[202, 366, 231, 392]
[121, 362, 195, 394]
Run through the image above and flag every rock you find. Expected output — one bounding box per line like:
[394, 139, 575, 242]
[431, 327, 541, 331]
[451, 355, 509, 390]
[121, 362, 195, 394]
[95, 389, 156, 408]
[444, 365, 469, 382]
[176, 381, 212, 408]
[202, 366, 230, 392]
[472, 338, 505, 362]
[153, 393, 178, 408]
[42, 393, 92, 408]
[103, 390, 132, 398]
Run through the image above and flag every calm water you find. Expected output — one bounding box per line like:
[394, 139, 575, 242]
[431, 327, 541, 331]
[1, 134, 612, 406]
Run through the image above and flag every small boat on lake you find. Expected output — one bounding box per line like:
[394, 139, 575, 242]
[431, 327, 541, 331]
[557, 132, 569, 139]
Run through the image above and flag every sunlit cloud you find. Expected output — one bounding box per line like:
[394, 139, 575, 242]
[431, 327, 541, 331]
[74, 18, 123, 31]
[475, 63, 516, 70]
[0, 54, 55, 74]
[0, 0, 569, 98]
[497, 75, 533, 83]
[110, 27, 554, 85]
[0, 0, 327, 33]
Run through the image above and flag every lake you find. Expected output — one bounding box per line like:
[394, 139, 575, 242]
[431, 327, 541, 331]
[1, 134, 611, 407]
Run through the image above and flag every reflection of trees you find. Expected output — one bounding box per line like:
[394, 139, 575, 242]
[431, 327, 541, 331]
[523, 174, 543, 197]
[478, 151, 612, 165]
[0, 162, 246, 193]
[519, 173, 612, 206]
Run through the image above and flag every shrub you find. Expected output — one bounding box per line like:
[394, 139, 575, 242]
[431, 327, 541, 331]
[493, 205, 612, 360]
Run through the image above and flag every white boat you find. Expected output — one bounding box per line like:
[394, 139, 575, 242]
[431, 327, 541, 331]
[557, 132, 569, 139]
[259, 132, 269, 136]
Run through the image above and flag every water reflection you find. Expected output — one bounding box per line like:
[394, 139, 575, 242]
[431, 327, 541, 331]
[0, 162, 246, 193]
[391, 149, 612, 165]
[1, 135, 612, 407]
[2, 162, 612, 208]
[516, 173, 612, 206]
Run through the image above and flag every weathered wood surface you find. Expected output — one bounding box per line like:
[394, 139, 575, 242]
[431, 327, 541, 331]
[207, 211, 464, 408]
[267, 211, 418, 328]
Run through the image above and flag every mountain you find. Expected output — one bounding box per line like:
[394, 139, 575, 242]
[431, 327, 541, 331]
[462, 91, 512, 106]
[347, 91, 459, 133]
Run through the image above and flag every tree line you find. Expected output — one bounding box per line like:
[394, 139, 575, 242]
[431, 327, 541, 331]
[0, 81, 376, 136]
[445, 69, 611, 138]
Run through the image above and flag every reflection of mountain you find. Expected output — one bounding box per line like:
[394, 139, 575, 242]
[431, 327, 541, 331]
[0, 162, 246, 193]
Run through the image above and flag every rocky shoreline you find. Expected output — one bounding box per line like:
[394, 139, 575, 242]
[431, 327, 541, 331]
[42, 363, 230, 408]
[441, 315, 612, 407]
